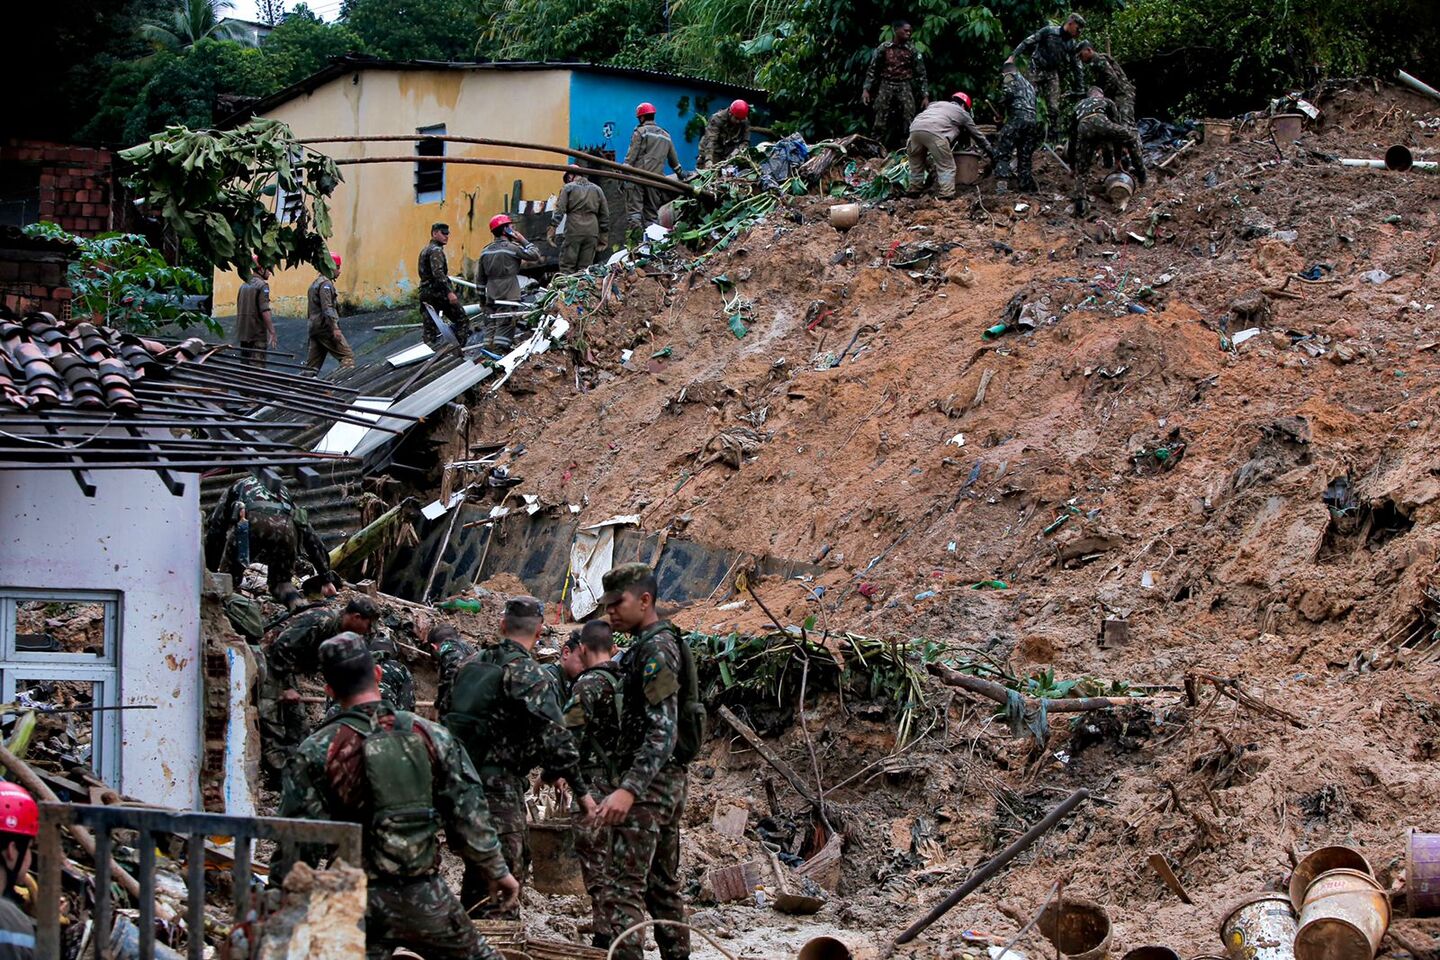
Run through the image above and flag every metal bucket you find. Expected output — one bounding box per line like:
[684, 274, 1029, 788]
[798, 936, 854, 960]
[1294, 868, 1390, 960]
[1407, 829, 1440, 916]
[1104, 172, 1135, 206]
[1039, 897, 1113, 960]
[1124, 948, 1181, 960]
[1290, 846, 1374, 912]
[954, 151, 984, 186]
[829, 203, 861, 230]
[527, 821, 586, 896]
[1271, 114, 1304, 142]
[1219, 892, 1297, 960]
[1203, 120, 1234, 144]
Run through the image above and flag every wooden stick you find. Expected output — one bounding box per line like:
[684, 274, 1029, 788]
[1147, 852, 1194, 903]
[717, 706, 820, 806]
[0, 743, 142, 902]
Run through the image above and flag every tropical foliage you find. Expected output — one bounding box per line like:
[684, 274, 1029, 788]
[21, 224, 214, 335]
[140, 0, 251, 48]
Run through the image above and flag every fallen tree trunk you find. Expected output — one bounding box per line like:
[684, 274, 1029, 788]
[329, 499, 412, 574]
[926, 662, 1156, 713]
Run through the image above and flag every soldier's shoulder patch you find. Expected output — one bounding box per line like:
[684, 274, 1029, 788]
[643, 659, 680, 705]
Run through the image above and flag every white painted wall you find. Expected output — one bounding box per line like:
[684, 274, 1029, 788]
[0, 468, 203, 808]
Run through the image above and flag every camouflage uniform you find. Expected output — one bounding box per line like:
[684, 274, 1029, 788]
[601, 619, 689, 960]
[235, 275, 271, 367]
[543, 660, 572, 705]
[553, 175, 610, 273]
[1088, 52, 1136, 124]
[1012, 24, 1084, 141]
[623, 121, 681, 230]
[434, 632, 477, 716]
[276, 696, 510, 960]
[446, 637, 589, 917]
[1072, 93, 1146, 207]
[418, 239, 469, 347]
[864, 40, 928, 148]
[906, 101, 991, 200]
[563, 661, 624, 948]
[203, 475, 332, 599]
[995, 70, 1041, 190]
[475, 237, 542, 349]
[697, 108, 751, 167]
[305, 274, 354, 372]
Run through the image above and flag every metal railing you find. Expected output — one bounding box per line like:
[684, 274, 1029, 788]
[36, 803, 362, 960]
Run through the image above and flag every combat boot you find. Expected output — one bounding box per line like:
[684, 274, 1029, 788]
[1072, 196, 1088, 217]
[1135, 163, 1148, 186]
[1019, 175, 1039, 193]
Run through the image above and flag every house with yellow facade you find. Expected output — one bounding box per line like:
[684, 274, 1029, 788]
[214, 56, 763, 314]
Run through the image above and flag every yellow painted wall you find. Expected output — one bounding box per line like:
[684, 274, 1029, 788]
[214, 68, 572, 316]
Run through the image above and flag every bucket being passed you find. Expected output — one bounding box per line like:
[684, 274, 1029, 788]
[1271, 113, 1304, 142]
[954, 151, 984, 186]
[1219, 892, 1297, 960]
[527, 821, 586, 896]
[1039, 898, 1113, 960]
[1407, 829, 1440, 916]
[1290, 846, 1374, 913]
[797, 936, 853, 960]
[1294, 868, 1390, 960]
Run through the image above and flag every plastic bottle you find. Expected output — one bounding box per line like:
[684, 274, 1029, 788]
[437, 598, 483, 613]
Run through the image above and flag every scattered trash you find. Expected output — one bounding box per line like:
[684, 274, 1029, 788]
[829, 203, 861, 230]
[1232, 328, 1262, 346]
[858, 582, 879, 599]
[914, 590, 937, 601]
[711, 803, 749, 837]
[1408, 831, 1440, 917]
[1294, 869, 1389, 960]
[971, 580, 1008, 590]
[1360, 269, 1392, 285]
[947, 432, 966, 448]
[1141, 571, 1158, 589]
[1220, 893, 1298, 960]
[1290, 846, 1374, 913]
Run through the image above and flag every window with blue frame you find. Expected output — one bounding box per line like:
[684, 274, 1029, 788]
[415, 124, 446, 204]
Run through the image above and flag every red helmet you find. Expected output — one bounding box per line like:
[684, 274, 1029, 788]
[0, 783, 37, 838]
[636, 102, 657, 119]
[729, 99, 750, 120]
[952, 91, 972, 109]
[331, 253, 342, 268]
[489, 214, 512, 232]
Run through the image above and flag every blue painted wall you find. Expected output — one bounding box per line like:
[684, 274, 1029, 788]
[568, 73, 753, 171]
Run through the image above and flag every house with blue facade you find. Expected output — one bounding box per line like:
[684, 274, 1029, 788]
[220, 56, 764, 310]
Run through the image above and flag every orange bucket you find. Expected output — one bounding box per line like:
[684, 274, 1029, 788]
[1289, 846, 1374, 912]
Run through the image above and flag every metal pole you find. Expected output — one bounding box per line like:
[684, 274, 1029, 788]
[893, 789, 1090, 945]
[300, 134, 690, 193]
[1397, 69, 1440, 103]
[186, 833, 206, 960]
[331, 155, 692, 195]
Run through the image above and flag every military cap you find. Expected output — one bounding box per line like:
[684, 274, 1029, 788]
[1066, 12, 1086, 26]
[504, 596, 544, 619]
[318, 631, 375, 679]
[1076, 40, 1094, 51]
[1001, 59, 1019, 72]
[431, 222, 450, 233]
[344, 595, 380, 619]
[596, 562, 656, 605]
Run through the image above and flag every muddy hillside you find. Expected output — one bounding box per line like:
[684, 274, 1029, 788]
[402, 80, 1440, 957]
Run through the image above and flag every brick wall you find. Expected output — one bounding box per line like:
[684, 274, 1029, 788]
[0, 249, 72, 318]
[2, 139, 119, 235]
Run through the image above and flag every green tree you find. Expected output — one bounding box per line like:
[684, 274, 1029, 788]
[262, 5, 368, 87]
[107, 39, 273, 142]
[341, 0, 482, 60]
[141, 0, 252, 48]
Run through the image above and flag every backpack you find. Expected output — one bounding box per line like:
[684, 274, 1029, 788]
[671, 629, 707, 765]
[332, 710, 438, 878]
[575, 665, 625, 783]
[443, 644, 528, 767]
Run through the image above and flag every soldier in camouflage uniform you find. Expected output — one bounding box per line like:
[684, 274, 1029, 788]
[430, 622, 476, 716]
[476, 215, 542, 351]
[1008, 13, 1085, 145]
[623, 105, 683, 231]
[204, 473, 336, 606]
[544, 631, 585, 703]
[863, 21, 929, 149]
[548, 171, 610, 273]
[305, 253, 354, 373]
[1071, 87, 1146, 216]
[275, 633, 519, 960]
[994, 61, 1041, 192]
[562, 621, 623, 948]
[592, 564, 700, 960]
[259, 596, 382, 782]
[418, 223, 469, 348]
[443, 597, 595, 917]
[1078, 42, 1137, 125]
[697, 100, 751, 168]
